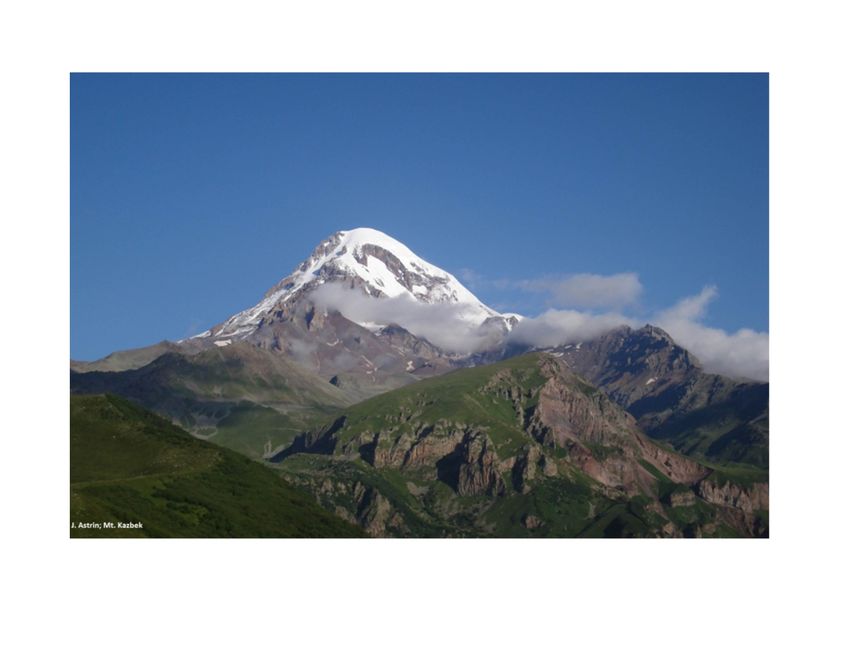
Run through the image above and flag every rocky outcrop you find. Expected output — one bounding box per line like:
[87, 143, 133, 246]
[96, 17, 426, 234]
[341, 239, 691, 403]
[301, 417, 508, 499]
[522, 515, 544, 530]
[554, 325, 769, 469]
[455, 434, 505, 496]
[282, 472, 408, 537]
[560, 324, 701, 410]
[634, 434, 710, 484]
[697, 479, 769, 514]
[354, 483, 406, 537]
[532, 357, 637, 449]
[512, 446, 541, 493]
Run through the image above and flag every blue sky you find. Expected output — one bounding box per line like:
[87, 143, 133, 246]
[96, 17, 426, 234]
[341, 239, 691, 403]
[72, 73, 767, 363]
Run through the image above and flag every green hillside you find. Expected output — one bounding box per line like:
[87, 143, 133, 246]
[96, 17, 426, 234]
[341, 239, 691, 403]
[276, 354, 767, 538]
[328, 353, 553, 459]
[70, 394, 363, 538]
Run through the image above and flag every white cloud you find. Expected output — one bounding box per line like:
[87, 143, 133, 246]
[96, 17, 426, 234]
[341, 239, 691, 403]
[517, 272, 643, 309]
[655, 287, 768, 381]
[659, 285, 718, 321]
[507, 283, 768, 381]
[311, 279, 768, 382]
[508, 309, 635, 348]
[310, 284, 506, 355]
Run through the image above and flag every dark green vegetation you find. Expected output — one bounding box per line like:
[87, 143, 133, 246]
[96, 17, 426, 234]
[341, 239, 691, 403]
[646, 385, 769, 469]
[70, 394, 363, 538]
[71, 343, 350, 460]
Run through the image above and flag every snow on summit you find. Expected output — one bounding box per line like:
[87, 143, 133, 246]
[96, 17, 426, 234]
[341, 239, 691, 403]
[191, 227, 508, 342]
[317, 228, 496, 313]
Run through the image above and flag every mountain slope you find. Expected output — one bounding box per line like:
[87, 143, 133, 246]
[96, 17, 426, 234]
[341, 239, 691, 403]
[556, 325, 769, 468]
[274, 353, 767, 537]
[70, 340, 193, 373]
[70, 394, 363, 537]
[71, 342, 352, 459]
[171, 228, 518, 396]
[70, 228, 767, 488]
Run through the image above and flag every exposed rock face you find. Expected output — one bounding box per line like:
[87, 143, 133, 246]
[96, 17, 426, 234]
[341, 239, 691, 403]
[455, 434, 505, 496]
[512, 446, 541, 493]
[522, 356, 707, 492]
[698, 480, 769, 514]
[633, 434, 710, 484]
[561, 325, 701, 409]
[555, 325, 769, 469]
[281, 472, 407, 538]
[354, 483, 406, 537]
[533, 358, 637, 449]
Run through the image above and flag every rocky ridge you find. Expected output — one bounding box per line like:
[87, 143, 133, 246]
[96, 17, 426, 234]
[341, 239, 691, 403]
[555, 325, 769, 468]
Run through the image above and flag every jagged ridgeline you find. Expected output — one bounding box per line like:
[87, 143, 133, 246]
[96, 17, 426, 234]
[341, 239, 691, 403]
[273, 353, 768, 538]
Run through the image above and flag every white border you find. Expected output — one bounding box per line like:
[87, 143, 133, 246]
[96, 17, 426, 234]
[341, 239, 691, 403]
[3, 1, 863, 646]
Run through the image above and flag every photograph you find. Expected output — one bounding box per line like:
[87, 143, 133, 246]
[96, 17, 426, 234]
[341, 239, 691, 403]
[70, 72, 768, 538]
[8, 2, 864, 646]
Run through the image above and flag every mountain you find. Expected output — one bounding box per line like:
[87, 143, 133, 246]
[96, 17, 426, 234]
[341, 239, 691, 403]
[199, 227, 511, 339]
[271, 353, 768, 538]
[553, 325, 769, 468]
[70, 227, 768, 537]
[72, 229, 768, 470]
[70, 394, 363, 537]
[169, 228, 519, 396]
[70, 228, 520, 455]
[71, 228, 514, 396]
[70, 340, 194, 373]
[71, 343, 352, 458]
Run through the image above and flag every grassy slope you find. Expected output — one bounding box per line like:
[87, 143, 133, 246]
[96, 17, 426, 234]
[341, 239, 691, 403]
[329, 353, 553, 459]
[70, 394, 362, 538]
[201, 401, 341, 458]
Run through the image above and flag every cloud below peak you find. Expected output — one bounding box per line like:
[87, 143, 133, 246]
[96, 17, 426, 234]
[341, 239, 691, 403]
[311, 276, 768, 383]
[655, 287, 768, 382]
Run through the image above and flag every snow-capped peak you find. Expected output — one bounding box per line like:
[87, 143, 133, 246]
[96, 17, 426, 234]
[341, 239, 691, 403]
[195, 228, 508, 341]
[294, 227, 495, 311]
